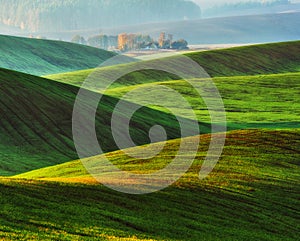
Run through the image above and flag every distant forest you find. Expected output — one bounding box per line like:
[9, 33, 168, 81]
[0, 0, 201, 32]
[71, 33, 189, 51]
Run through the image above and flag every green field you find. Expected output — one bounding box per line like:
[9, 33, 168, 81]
[102, 72, 300, 125]
[0, 68, 203, 176]
[1, 66, 299, 176]
[2, 129, 297, 240]
[45, 41, 300, 129]
[0, 34, 116, 76]
[47, 41, 300, 88]
[0, 38, 299, 240]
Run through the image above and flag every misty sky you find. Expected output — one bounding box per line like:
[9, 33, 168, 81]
[192, 0, 300, 9]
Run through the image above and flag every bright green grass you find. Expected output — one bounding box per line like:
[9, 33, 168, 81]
[0, 34, 116, 76]
[48, 71, 300, 128]
[7, 129, 300, 240]
[0, 68, 201, 176]
[102, 72, 300, 126]
[46, 40, 300, 87]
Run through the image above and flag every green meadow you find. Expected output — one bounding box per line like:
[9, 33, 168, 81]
[3, 129, 298, 241]
[0, 34, 116, 76]
[0, 36, 299, 240]
[102, 72, 300, 125]
[0, 67, 203, 176]
[47, 40, 300, 87]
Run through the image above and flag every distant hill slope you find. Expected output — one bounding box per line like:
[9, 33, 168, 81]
[187, 40, 300, 77]
[48, 41, 300, 85]
[10, 129, 300, 240]
[0, 35, 116, 75]
[41, 12, 300, 44]
[202, 2, 300, 18]
[117, 12, 300, 44]
[0, 68, 202, 176]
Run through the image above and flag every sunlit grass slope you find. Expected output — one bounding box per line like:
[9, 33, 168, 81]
[0, 34, 116, 76]
[103, 72, 300, 125]
[0, 68, 203, 176]
[8, 129, 300, 240]
[47, 40, 300, 87]
[47, 71, 300, 128]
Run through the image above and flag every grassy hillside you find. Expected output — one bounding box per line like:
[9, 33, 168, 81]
[0, 34, 116, 76]
[47, 70, 300, 127]
[102, 72, 300, 125]
[187, 41, 300, 77]
[0, 68, 204, 176]
[47, 41, 300, 88]
[8, 129, 300, 240]
[1, 37, 299, 240]
[2, 66, 299, 176]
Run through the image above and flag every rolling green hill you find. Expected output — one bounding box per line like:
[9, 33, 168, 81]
[0, 34, 116, 76]
[0, 68, 203, 176]
[102, 72, 300, 125]
[1, 67, 299, 176]
[1, 37, 299, 241]
[7, 129, 300, 240]
[47, 41, 300, 87]
[187, 40, 300, 77]
[48, 70, 300, 127]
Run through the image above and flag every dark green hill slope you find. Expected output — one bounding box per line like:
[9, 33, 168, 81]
[0, 68, 201, 176]
[0, 35, 116, 76]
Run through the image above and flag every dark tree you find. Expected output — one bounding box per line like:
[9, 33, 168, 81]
[171, 39, 188, 50]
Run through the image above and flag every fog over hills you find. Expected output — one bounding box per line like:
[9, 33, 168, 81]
[1, 1, 299, 45]
[33, 12, 300, 45]
[0, 0, 201, 33]
[201, 1, 300, 18]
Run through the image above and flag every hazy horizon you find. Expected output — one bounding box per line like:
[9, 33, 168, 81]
[192, 0, 300, 9]
[0, 0, 299, 42]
